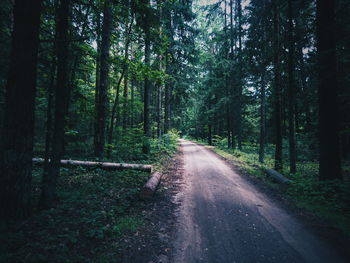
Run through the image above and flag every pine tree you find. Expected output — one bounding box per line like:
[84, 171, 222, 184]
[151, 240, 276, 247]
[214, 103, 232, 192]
[0, 0, 43, 220]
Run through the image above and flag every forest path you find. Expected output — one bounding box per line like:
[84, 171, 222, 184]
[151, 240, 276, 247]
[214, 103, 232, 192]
[171, 139, 346, 263]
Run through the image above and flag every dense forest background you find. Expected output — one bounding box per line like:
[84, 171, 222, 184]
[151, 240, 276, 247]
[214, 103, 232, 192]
[0, 0, 349, 221]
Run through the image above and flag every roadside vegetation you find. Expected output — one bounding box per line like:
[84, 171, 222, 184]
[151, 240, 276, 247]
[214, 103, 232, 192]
[189, 136, 350, 235]
[0, 131, 179, 262]
[0, 0, 349, 260]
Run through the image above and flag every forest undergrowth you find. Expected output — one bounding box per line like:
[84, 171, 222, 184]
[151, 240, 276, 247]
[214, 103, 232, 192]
[0, 132, 179, 262]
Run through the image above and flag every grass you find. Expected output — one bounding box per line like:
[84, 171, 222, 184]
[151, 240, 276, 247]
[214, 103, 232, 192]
[111, 216, 144, 236]
[189, 137, 350, 235]
[0, 132, 180, 263]
[0, 168, 149, 262]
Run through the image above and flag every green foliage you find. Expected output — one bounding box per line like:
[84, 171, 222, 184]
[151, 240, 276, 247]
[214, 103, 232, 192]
[211, 135, 223, 146]
[287, 176, 350, 234]
[195, 139, 350, 235]
[0, 167, 149, 262]
[110, 127, 145, 161]
[111, 216, 144, 236]
[150, 129, 179, 158]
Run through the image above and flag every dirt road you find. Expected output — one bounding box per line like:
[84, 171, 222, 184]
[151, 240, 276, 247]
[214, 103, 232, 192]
[171, 140, 347, 263]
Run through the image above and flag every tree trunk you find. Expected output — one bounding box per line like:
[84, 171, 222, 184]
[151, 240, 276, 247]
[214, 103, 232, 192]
[140, 171, 162, 199]
[94, 6, 101, 153]
[296, 30, 310, 133]
[130, 77, 135, 127]
[163, 4, 173, 134]
[273, 0, 283, 171]
[157, 72, 162, 138]
[226, 103, 231, 148]
[259, 73, 266, 163]
[43, 61, 56, 173]
[0, 0, 42, 220]
[208, 124, 213, 145]
[316, 0, 342, 180]
[287, 0, 297, 173]
[229, 0, 236, 150]
[94, 0, 112, 158]
[39, 0, 70, 209]
[224, 0, 231, 149]
[164, 59, 171, 134]
[107, 68, 124, 158]
[34, 158, 152, 172]
[142, 11, 151, 154]
[122, 66, 129, 130]
[236, 0, 243, 150]
[107, 18, 133, 157]
[122, 19, 134, 132]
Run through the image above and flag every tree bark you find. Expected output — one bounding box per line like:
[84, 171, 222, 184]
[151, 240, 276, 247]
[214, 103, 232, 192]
[273, 0, 283, 171]
[0, 0, 42, 220]
[259, 73, 266, 163]
[94, 0, 112, 158]
[164, 56, 171, 134]
[39, 0, 70, 209]
[107, 68, 124, 158]
[316, 0, 342, 180]
[224, 0, 231, 149]
[229, 0, 236, 150]
[107, 18, 133, 157]
[34, 158, 152, 172]
[208, 124, 213, 145]
[265, 169, 290, 184]
[94, 7, 101, 153]
[130, 77, 135, 127]
[236, 0, 243, 150]
[140, 171, 162, 199]
[122, 66, 129, 130]
[142, 1, 151, 154]
[43, 61, 56, 173]
[287, 0, 297, 173]
[122, 15, 134, 131]
[157, 75, 162, 138]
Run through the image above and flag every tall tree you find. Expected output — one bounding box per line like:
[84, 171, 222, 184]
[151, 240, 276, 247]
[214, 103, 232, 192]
[224, 0, 232, 149]
[163, 1, 173, 134]
[229, 0, 236, 149]
[122, 3, 133, 131]
[142, 0, 152, 154]
[94, 3, 102, 154]
[287, 0, 297, 173]
[39, 0, 71, 209]
[259, 72, 267, 163]
[0, 0, 42, 220]
[236, 0, 243, 150]
[229, 0, 237, 149]
[94, 0, 113, 158]
[273, 0, 283, 171]
[316, 0, 342, 180]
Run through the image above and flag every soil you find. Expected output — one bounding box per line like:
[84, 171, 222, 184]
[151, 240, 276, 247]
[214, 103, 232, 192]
[3, 141, 349, 263]
[117, 147, 185, 263]
[121, 139, 350, 263]
[0, 151, 185, 263]
[169, 140, 350, 263]
[201, 141, 350, 262]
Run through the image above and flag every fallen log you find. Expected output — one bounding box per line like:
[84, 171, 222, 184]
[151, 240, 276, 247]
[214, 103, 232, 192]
[139, 171, 162, 200]
[32, 158, 152, 172]
[265, 169, 290, 184]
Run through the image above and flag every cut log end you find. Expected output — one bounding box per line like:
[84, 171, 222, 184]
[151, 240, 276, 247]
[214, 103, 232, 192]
[140, 171, 162, 200]
[265, 169, 290, 184]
